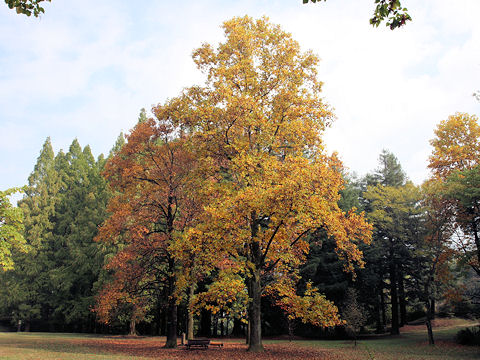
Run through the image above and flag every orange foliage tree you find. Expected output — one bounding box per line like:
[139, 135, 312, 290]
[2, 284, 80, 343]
[95, 118, 200, 347]
[162, 16, 372, 352]
[428, 113, 480, 179]
[428, 113, 480, 275]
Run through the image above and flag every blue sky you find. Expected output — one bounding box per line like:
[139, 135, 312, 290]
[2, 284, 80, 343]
[1, 0, 479, 193]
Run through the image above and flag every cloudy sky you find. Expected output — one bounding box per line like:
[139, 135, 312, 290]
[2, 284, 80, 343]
[1, 0, 479, 193]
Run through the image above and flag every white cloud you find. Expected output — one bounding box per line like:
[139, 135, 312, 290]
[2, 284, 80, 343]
[0, 0, 479, 191]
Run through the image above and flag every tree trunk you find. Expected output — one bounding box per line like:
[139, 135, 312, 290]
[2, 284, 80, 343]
[472, 219, 480, 275]
[164, 201, 177, 348]
[164, 299, 177, 347]
[425, 292, 435, 345]
[424, 267, 435, 345]
[398, 269, 407, 327]
[376, 285, 385, 333]
[380, 287, 386, 330]
[129, 318, 136, 336]
[247, 214, 264, 352]
[430, 298, 435, 320]
[389, 254, 399, 335]
[164, 257, 177, 348]
[288, 318, 295, 341]
[187, 285, 195, 340]
[247, 267, 264, 352]
[426, 318, 434, 345]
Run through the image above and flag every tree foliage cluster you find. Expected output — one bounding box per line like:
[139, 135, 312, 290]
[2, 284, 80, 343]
[4, 0, 50, 16]
[0, 188, 27, 271]
[304, 0, 411, 30]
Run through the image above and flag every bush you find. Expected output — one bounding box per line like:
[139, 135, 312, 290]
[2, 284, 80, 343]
[455, 326, 480, 346]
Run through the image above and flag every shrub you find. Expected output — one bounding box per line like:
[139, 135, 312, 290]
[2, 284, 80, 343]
[455, 326, 480, 346]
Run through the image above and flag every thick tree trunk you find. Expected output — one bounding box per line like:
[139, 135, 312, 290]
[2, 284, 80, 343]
[375, 289, 385, 334]
[246, 213, 264, 352]
[398, 269, 407, 327]
[425, 282, 435, 345]
[164, 257, 177, 348]
[380, 287, 387, 330]
[164, 201, 178, 348]
[424, 269, 435, 345]
[389, 255, 399, 335]
[472, 219, 480, 275]
[164, 299, 177, 347]
[129, 318, 137, 336]
[288, 318, 295, 341]
[247, 268, 264, 352]
[187, 285, 195, 340]
[187, 310, 194, 340]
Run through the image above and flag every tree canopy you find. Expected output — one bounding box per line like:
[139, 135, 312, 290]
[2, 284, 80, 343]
[158, 15, 372, 351]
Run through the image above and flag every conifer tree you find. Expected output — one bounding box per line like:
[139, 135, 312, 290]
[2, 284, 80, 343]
[363, 151, 421, 335]
[50, 140, 110, 330]
[3, 138, 62, 330]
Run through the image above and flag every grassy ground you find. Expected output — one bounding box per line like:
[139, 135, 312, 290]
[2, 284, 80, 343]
[0, 319, 478, 359]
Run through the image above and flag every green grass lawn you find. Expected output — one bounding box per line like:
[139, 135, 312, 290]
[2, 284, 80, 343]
[0, 319, 478, 359]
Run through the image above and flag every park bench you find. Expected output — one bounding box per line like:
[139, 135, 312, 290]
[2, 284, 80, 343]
[185, 338, 223, 349]
[186, 339, 210, 349]
[209, 341, 223, 348]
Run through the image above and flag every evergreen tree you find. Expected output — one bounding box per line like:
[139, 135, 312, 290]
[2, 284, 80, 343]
[50, 140, 110, 331]
[1, 138, 62, 330]
[0, 138, 110, 332]
[362, 151, 421, 335]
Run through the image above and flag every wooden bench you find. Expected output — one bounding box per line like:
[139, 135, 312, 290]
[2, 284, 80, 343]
[186, 339, 210, 349]
[185, 339, 223, 349]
